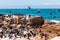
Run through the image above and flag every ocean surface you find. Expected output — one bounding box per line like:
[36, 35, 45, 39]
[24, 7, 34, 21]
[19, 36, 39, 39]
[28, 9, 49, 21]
[0, 9, 60, 21]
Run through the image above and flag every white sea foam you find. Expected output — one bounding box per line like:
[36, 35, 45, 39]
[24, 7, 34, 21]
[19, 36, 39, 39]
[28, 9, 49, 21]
[4, 15, 8, 16]
[50, 20, 60, 23]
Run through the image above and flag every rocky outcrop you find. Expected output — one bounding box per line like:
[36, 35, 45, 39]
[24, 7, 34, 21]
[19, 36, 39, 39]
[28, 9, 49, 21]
[30, 16, 44, 26]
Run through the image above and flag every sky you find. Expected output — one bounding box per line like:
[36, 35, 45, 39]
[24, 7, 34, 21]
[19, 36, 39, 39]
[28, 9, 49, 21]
[0, 0, 60, 9]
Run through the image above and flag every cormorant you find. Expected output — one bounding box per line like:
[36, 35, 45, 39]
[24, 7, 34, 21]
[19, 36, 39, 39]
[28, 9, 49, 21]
[52, 16, 57, 18]
[57, 16, 60, 18]
[37, 10, 40, 13]
[28, 6, 31, 10]
[50, 12, 53, 15]
[57, 9, 60, 12]
[9, 10, 12, 13]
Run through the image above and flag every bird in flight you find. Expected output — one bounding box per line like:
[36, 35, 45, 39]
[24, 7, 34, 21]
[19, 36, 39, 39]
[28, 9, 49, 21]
[28, 6, 31, 10]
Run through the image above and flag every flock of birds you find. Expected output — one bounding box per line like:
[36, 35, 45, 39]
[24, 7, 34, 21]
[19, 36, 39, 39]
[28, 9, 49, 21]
[37, 9, 60, 19]
[1, 6, 60, 19]
[0, 7, 60, 40]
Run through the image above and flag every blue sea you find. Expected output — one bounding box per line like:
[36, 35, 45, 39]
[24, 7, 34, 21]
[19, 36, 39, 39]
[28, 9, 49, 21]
[0, 9, 60, 21]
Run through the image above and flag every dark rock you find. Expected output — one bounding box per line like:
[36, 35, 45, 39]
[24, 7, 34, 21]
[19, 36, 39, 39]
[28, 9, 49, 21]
[0, 34, 2, 38]
[8, 26, 13, 29]
[30, 16, 44, 26]
[0, 23, 3, 28]
[30, 31, 36, 37]
[18, 18, 27, 25]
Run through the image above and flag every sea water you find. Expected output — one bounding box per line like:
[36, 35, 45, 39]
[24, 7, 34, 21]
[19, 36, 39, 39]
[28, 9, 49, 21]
[0, 9, 60, 21]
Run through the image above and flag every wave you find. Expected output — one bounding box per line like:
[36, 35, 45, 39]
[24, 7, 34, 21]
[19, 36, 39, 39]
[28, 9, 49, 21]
[50, 20, 60, 23]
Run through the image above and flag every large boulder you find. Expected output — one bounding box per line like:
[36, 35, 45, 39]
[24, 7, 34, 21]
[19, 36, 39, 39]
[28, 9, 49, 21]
[30, 16, 44, 26]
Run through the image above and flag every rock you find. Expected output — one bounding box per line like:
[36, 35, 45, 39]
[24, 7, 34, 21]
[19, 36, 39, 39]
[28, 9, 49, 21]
[51, 36, 60, 40]
[30, 16, 44, 26]
[18, 18, 27, 25]
[52, 27, 60, 31]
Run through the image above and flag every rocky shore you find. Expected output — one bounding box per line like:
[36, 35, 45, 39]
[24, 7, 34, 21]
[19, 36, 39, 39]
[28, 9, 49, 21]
[0, 14, 60, 40]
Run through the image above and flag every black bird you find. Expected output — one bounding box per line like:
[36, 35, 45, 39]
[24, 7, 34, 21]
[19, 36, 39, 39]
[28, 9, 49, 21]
[9, 10, 12, 13]
[50, 12, 53, 15]
[37, 10, 40, 13]
[6, 10, 11, 13]
[52, 16, 57, 18]
[28, 6, 31, 10]
[57, 9, 60, 12]
[57, 16, 60, 18]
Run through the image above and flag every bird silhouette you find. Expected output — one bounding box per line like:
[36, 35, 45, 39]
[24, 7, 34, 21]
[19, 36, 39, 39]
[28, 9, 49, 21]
[57, 9, 60, 12]
[28, 6, 31, 10]
[57, 16, 60, 18]
[52, 16, 57, 18]
[9, 10, 12, 13]
[49, 12, 53, 15]
[37, 9, 40, 13]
